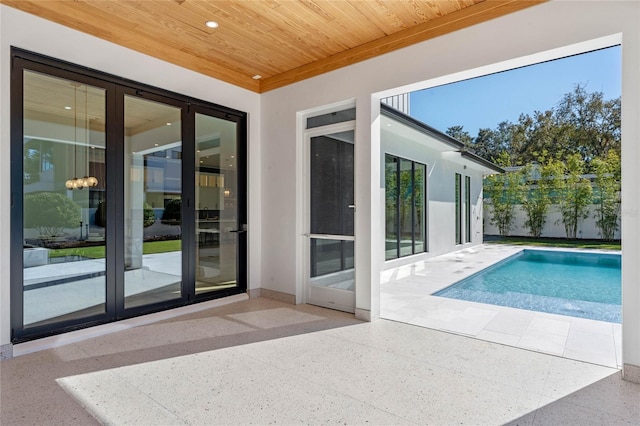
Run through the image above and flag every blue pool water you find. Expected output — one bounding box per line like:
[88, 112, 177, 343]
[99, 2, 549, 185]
[434, 250, 621, 323]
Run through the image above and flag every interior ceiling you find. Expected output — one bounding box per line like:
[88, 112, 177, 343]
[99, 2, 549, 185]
[3, 0, 544, 93]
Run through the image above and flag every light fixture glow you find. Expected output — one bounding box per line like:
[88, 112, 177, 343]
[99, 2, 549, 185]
[252, 75, 262, 80]
[205, 20, 219, 28]
[166, 122, 172, 126]
[64, 106, 72, 110]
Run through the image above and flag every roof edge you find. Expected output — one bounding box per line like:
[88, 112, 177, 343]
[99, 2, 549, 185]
[380, 103, 504, 174]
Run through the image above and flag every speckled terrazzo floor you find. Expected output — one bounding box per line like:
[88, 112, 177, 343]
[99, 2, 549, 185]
[1, 297, 638, 425]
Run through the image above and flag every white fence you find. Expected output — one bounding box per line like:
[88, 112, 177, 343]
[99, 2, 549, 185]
[483, 203, 621, 240]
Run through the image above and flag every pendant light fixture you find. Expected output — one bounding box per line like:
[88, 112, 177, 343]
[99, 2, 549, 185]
[81, 84, 98, 188]
[65, 85, 80, 190]
[65, 84, 98, 190]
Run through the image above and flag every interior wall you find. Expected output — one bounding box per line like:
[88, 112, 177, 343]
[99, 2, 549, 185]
[0, 5, 262, 348]
[260, 0, 640, 371]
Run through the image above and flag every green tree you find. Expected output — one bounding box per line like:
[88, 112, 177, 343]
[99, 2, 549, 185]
[446, 125, 473, 149]
[161, 198, 182, 225]
[24, 192, 81, 239]
[142, 203, 156, 227]
[520, 157, 562, 238]
[484, 168, 523, 237]
[592, 151, 621, 240]
[555, 84, 621, 162]
[557, 154, 593, 239]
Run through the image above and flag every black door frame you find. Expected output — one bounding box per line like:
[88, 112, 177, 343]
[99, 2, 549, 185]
[10, 48, 247, 342]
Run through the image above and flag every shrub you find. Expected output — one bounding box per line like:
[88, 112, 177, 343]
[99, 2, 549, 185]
[95, 200, 156, 228]
[24, 192, 81, 239]
[161, 198, 181, 224]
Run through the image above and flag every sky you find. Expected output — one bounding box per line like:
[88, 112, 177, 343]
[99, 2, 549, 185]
[409, 46, 621, 138]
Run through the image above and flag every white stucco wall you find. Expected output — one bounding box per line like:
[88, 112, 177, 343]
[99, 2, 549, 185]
[0, 5, 262, 348]
[484, 203, 622, 240]
[260, 1, 639, 373]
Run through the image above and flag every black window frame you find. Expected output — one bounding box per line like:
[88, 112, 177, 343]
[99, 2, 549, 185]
[465, 175, 472, 243]
[384, 153, 427, 260]
[10, 47, 248, 342]
[455, 173, 462, 245]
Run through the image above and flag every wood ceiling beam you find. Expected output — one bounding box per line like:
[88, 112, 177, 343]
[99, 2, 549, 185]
[259, 0, 547, 93]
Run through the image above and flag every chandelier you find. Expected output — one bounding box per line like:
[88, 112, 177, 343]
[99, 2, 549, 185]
[65, 84, 99, 190]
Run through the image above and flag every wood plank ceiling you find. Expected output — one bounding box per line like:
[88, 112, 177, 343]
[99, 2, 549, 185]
[2, 0, 544, 93]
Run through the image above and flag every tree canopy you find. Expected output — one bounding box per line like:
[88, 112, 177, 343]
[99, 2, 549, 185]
[446, 84, 620, 169]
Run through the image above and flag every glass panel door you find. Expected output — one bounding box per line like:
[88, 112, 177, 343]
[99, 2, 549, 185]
[194, 113, 239, 294]
[124, 95, 182, 309]
[22, 71, 107, 327]
[307, 128, 355, 312]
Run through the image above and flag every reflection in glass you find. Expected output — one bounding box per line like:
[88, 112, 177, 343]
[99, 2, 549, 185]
[124, 96, 182, 309]
[195, 113, 238, 293]
[455, 173, 462, 245]
[310, 238, 354, 290]
[384, 155, 427, 259]
[399, 159, 413, 257]
[465, 175, 471, 243]
[414, 163, 426, 253]
[22, 71, 107, 327]
[385, 154, 399, 260]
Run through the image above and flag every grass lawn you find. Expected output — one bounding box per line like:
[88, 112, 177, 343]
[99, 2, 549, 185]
[49, 240, 182, 259]
[485, 236, 621, 251]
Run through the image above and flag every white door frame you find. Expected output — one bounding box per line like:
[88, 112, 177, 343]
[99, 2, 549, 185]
[301, 120, 356, 312]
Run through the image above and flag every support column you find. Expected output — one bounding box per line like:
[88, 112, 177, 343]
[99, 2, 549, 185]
[621, 30, 640, 383]
[354, 96, 382, 321]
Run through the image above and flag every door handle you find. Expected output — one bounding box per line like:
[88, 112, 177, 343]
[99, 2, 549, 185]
[348, 205, 356, 209]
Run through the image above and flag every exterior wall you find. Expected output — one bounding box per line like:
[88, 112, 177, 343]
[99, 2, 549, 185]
[0, 5, 262, 349]
[259, 1, 640, 375]
[382, 131, 486, 269]
[484, 203, 622, 240]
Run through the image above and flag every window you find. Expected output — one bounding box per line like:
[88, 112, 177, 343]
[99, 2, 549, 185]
[465, 175, 472, 243]
[385, 154, 427, 260]
[11, 48, 247, 342]
[455, 173, 462, 245]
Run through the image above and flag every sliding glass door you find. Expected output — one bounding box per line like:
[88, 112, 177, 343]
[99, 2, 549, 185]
[123, 94, 183, 309]
[194, 112, 244, 294]
[20, 70, 108, 328]
[11, 49, 247, 342]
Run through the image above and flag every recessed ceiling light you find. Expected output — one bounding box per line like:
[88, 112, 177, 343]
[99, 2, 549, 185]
[154, 143, 159, 147]
[64, 106, 72, 110]
[205, 20, 219, 29]
[166, 122, 172, 126]
[230, 155, 235, 158]
[252, 75, 262, 80]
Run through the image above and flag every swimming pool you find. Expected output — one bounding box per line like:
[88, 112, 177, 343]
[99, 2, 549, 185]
[434, 249, 621, 323]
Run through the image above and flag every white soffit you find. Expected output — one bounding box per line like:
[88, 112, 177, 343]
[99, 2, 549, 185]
[380, 114, 454, 153]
